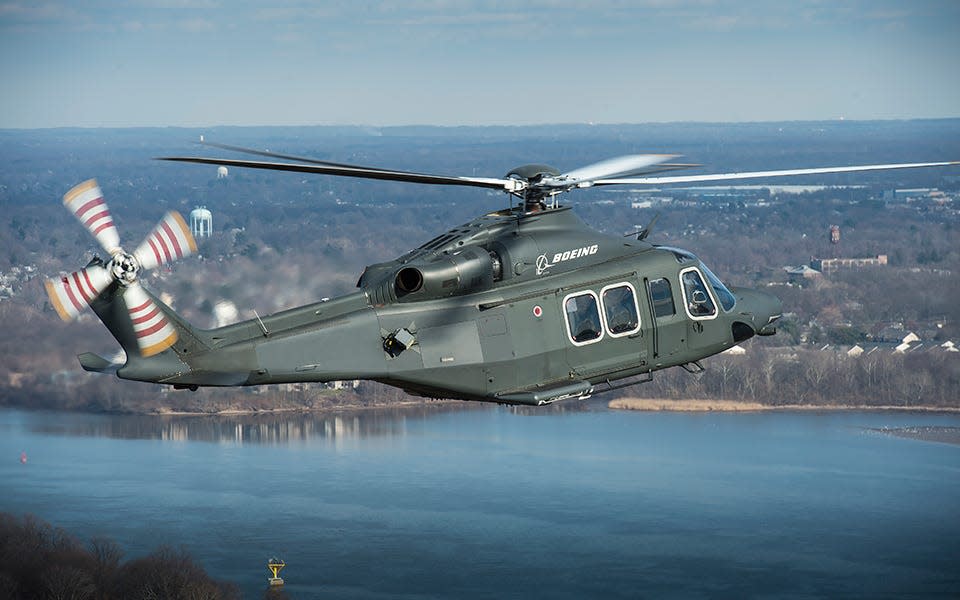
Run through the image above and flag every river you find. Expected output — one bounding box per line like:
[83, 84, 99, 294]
[2, 404, 959, 598]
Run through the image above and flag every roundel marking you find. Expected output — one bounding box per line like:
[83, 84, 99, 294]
[533, 305, 543, 318]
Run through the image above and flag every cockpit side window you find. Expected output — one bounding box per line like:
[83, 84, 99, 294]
[680, 267, 718, 320]
[600, 283, 641, 337]
[649, 278, 676, 318]
[563, 291, 603, 345]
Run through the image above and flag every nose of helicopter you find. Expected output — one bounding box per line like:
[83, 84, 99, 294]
[731, 287, 783, 337]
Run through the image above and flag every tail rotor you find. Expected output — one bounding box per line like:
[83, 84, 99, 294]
[133, 211, 196, 271]
[62, 179, 121, 256]
[123, 281, 179, 357]
[45, 179, 197, 357]
[44, 264, 113, 322]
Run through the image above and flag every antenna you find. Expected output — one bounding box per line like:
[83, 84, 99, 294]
[253, 309, 270, 337]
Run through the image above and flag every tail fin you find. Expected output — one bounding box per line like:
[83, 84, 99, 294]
[84, 267, 209, 383]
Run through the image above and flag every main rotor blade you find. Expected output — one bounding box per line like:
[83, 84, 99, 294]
[158, 157, 521, 192]
[44, 264, 113, 322]
[594, 161, 960, 186]
[133, 211, 197, 271]
[124, 282, 178, 357]
[63, 180, 122, 255]
[545, 154, 681, 188]
[197, 140, 397, 172]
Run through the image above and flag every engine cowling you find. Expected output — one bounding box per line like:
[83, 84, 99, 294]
[394, 248, 500, 301]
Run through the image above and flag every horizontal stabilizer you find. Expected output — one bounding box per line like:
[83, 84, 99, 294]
[78, 352, 122, 374]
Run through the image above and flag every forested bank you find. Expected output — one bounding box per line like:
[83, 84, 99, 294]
[631, 346, 958, 408]
[0, 512, 240, 599]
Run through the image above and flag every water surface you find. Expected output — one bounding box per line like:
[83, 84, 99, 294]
[2, 405, 959, 598]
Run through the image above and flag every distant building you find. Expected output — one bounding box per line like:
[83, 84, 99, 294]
[885, 188, 954, 206]
[784, 265, 822, 283]
[890, 188, 937, 201]
[811, 254, 887, 275]
[331, 380, 360, 390]
[847, 345, 864, 357]
[630, 196, 673, 209]
[894, 332, 923, 354]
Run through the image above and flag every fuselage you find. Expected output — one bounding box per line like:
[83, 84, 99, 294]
[105, 206, 781, 405]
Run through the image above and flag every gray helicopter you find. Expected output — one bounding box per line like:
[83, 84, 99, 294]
[45, 144, 958, 405]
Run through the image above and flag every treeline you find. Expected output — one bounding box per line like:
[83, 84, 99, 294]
[2, 284, 959, 411]
[0, 368, 413, 415]
[0, 512, 238, 600]
[628, 347, 959, 408]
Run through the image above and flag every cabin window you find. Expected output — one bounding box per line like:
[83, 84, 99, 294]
[601, 283, 641, 337]
[680, 268, 717, 319]
[563, 291, 603, 345]
[649, 278, 675, 318]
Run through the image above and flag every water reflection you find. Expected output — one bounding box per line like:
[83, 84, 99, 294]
[27, 404, 475, 444]
[866, 425, 960, 446]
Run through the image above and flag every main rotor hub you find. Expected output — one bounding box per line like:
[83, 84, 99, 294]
[504, 163, 561, 183]
[504, 163, 565, 209]
[110, 251, 141, 286]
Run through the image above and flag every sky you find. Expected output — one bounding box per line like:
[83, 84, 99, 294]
[1, 0, 959, 128]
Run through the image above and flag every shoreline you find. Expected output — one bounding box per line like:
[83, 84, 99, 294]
[608, 398, 960, 413]
[5, 397, 960, 417]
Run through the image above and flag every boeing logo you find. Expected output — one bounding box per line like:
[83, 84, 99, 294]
[536, 244, 599, 275]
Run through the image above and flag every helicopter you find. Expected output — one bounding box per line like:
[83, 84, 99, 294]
[45, 142, 959, 405]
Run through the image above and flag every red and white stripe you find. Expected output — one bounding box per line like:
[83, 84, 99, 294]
[63, 179, 121, 255]
[44, 265, 113, 321]
[134, 211, 198, 271]
[124, 283, 177, 357]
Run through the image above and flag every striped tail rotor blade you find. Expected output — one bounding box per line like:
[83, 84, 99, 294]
[44, 264, 113, 321]
[63, 180, 122, 256]
[124, 282, 178, 357]
[133, 211, 198, 271]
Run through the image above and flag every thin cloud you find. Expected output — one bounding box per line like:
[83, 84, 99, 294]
[383, 11, 529, 27]
[0, 2, 68, 20]
[127, 0, 221, 8]
[178, 17, 216, 33]
[0, 1, 80, 24]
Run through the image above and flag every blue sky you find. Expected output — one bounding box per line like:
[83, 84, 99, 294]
[2, 1, 958, 128]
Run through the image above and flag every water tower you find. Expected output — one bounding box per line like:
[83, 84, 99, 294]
[190, 206, 213, 238]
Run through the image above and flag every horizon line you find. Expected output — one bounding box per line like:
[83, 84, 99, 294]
[3, 116, 960, 132]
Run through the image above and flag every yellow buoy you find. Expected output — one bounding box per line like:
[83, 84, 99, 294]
[267, 557, 285, 586]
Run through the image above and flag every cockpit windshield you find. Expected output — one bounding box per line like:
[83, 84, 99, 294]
[700, 262, 736, 311]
